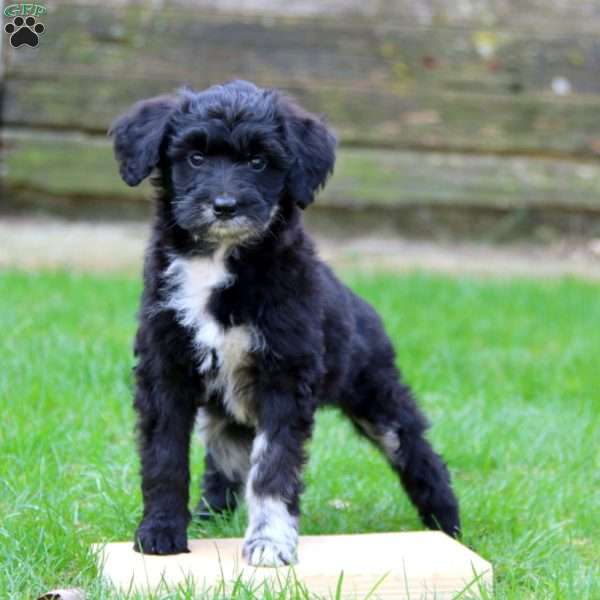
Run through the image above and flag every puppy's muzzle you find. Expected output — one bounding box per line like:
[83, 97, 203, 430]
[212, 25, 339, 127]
[212, 194, 237, 220]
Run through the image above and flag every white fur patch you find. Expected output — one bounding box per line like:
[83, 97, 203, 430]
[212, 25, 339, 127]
[206, 327, 256, 425]
[165, 250, 261, 425]
[354, 418, 401, 461]
[164, 248, 231, 371]
[250, 431, 269, 463]
[243, 434, 299, 567]
[381, 429, 401, 458]
[196, 409, 252, 482]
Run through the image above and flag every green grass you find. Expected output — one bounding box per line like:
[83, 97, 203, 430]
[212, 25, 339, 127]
[0, 269, 599, 599]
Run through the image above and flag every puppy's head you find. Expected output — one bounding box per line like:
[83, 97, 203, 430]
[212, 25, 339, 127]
[109, 80, 336, 244]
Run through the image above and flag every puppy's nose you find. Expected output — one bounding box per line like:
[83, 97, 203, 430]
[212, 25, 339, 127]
[212, 195, 237, 219]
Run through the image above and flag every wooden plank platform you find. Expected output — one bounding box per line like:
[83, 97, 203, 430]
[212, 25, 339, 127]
[94, 532, 493, 598]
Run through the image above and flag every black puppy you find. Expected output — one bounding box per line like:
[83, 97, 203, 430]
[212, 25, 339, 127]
[110, 80, 460, 566]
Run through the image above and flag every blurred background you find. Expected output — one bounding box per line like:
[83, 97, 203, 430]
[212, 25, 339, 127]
[2, 0, 600, 276]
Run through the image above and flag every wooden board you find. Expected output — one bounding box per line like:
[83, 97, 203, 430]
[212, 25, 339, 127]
[48, 0, 600, 33]
[4, 2, 600, 156]
[95, 532, 493, 598]
[5, 132, 600, 212]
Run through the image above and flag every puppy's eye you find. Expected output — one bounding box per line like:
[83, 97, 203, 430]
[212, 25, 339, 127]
[188, 152, 205, 168]
[248, 156, 267, 172]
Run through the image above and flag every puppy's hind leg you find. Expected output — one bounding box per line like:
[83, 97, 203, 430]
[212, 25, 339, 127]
[197, 451, 242, 519]
[344, 369, 461, 537]
[195, 409, 254, 520]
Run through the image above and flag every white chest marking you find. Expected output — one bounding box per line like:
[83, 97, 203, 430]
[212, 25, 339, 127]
[165, 250, 258, 424]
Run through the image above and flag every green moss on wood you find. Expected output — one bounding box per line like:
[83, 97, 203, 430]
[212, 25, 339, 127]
[5, 134, 600, 212]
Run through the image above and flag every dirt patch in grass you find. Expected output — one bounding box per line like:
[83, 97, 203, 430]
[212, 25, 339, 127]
[2, 216, 600, 279]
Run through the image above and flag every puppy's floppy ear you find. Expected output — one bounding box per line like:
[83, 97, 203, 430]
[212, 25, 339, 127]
[109, 95, 178, 186]
[278, 95, 336, 209]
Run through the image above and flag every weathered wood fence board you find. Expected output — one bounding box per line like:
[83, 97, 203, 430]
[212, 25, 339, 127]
[7, 76, 600, 158]
[5, 132, 600, 210]
[4, 3, 600, 156]
[49, 1, 600, 34]
[12, 5, 600, 94]
[3, 0, 600, 233]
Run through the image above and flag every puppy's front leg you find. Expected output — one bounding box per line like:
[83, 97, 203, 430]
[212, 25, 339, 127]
[134, 380, 197, 555]
[242, 394, 313, 567]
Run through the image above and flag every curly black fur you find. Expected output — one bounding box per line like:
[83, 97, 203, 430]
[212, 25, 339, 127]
[109, 80, 460, 562]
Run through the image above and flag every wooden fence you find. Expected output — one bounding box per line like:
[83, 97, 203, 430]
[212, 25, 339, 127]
[3, 0, 600, 237]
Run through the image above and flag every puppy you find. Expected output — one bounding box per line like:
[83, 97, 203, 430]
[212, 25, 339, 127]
[110, 80, 460, 567]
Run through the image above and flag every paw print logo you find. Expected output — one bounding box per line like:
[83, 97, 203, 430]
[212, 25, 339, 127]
[4, 16, 45, 48]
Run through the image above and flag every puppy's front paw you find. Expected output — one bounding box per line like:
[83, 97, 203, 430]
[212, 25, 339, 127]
[242, 535, 297, 567]
[134, 515, 189, 555]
